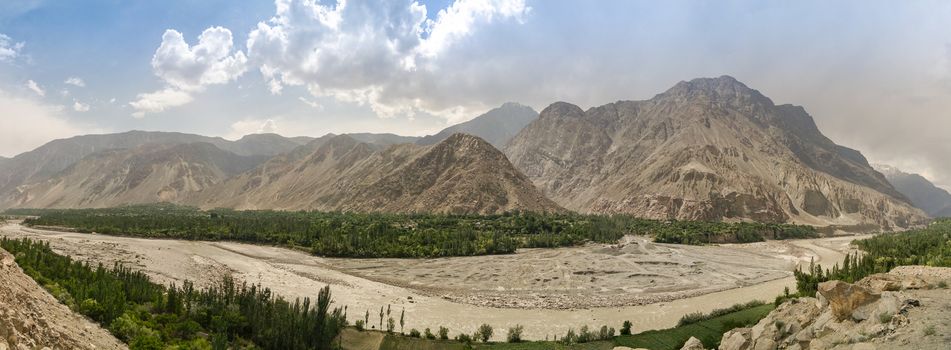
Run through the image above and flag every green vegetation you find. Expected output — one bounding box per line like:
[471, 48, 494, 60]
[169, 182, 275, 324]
[646, 220, 818, 245]
[356, 303, 774, 350]
[8, 204, 817, 259]
[0, 237, 346, 350]
[676, 300, 766, 327]
[795, 218, 951, 295]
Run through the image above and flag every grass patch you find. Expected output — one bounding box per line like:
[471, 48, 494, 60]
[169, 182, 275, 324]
[613, 304, 775, 350]
[369, 303, 775, 350]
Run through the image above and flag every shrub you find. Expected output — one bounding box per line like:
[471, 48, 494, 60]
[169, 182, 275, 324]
[578, 325, 592, 343]
[562, 328, 577, 344]
[923, 325, 936, 336]
[620, 320, 632, 335]
[424, 328, 436, 340]
[476, 323, 493, 343]
[409, 329, 421, 338]
[438, 326, 449, 340]
[507, 324, 524, 343]
[455, 333, 472, 343]
[354, 319, 365, 331]
[598, 325, 609, 340]
[938, 280, 948, 289]
[878, 312, 893, 324]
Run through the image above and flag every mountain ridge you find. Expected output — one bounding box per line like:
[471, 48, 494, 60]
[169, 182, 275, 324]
[504, 76, 925, 227]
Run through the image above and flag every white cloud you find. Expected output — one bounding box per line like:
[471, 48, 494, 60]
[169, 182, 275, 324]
[152, 27, 248, 91]
[132, 26, 248, 117]
[129, 88, 194, 118]
[245, 0, 528, 120]
[25, 79, 44, 97]
[227, 118, 280, 139]
[64, 77, 86, 87]
[298, 96, 323, 110]
[0, 33, 24, 62]
[72, 100, 90, 112]
[0, 89, 98, 157]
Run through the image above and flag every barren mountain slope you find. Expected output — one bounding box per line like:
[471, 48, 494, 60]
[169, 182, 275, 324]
[505, 76, 925, 227]
[0, 131, 309, 201]
[417, 102, 538, 148]
[0, 248, 126, 350]
[191, 133, 562, 214]
[3, 142, 265, 208]
[875, 164, 951, 217]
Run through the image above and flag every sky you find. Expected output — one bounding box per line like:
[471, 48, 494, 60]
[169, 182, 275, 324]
[1, 0, 950, 188]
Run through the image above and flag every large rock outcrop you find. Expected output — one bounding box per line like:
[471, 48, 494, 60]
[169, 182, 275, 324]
[0, 248, 126, 349]
[718, 266, 951, 350]
[505, 76, 927, 227]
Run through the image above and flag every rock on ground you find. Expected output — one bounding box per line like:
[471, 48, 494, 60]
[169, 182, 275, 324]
[717, 266, 951, 350]
[0, 248, 126, 350]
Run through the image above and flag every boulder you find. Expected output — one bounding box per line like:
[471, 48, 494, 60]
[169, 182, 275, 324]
[681, 336, 705, 350]
[857, 273, 928, 292]
[817, 281, 880, 321]
[719, 328, 751, 350]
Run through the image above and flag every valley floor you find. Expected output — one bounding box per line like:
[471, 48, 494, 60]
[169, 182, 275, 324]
[0, 222, 863, 342]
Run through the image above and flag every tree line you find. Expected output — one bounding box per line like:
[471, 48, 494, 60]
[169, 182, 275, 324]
[0, 237, 346, 350]
[8, 203, 817, 258]
[794, 218, 951, 295]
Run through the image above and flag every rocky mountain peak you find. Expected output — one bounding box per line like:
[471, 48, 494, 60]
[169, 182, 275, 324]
[538, 101, 585, 119]
[659, 75, 774, 107]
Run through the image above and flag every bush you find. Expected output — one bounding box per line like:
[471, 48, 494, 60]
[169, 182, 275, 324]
[424, 328, 436, 340]
[878, 312, 893, 324]
[577, 325, 593, 343]
[474, 323, 493, 343]
[409, 329, 421, 338]
[923, 325, 936, 336]
[438, 326, 449, 340]
[938, 280, 948, 289]
[455, 333, 472, 343]
[562, 328, 577, 344]
[354, 319, 365, 331]
[620, 320, 632, 335]
[507, 324, 524, 343]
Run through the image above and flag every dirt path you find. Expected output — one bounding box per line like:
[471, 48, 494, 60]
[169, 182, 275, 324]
[0, 222, 863, 341]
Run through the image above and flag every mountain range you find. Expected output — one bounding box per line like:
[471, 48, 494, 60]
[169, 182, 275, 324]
[504, 76, 924, 228]
[874, 164, 951, 218]
[0, 77, 935, 227]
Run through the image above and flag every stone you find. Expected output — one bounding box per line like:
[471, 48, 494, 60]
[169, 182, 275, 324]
[719, 328, 751, 350]
[817, 280, 881, 321]
[751, 338, 776, 350]
[681, 336, 705, 350]
[852, 292, 899, 322]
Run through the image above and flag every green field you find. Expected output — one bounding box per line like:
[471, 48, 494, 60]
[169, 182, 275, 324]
[343, 304, 775, 350]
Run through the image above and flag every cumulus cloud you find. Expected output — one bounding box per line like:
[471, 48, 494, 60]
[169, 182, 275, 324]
[246, 0, 528, 119]
[0, 89, 98, 157]
[131, 27, 248, 117]
[0, 33, 23, 62]
[25, 80, 44, 97]
[227, 118, 279, 139]
[129, 88, 194, 118]
[72, 100, 90, 112]
[64, 77, 86, 87]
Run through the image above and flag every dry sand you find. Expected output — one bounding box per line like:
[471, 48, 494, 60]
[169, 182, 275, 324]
[0, 222, 864, 341]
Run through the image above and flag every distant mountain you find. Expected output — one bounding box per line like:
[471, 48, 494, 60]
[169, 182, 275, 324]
[189, 133, 562, 214]
[345, 133, 420, 145]
[3, 142, 266, 208]
[505, 76, 925, 228]
[417, 102, 538, 148]
[874, 164, 951, 217]
[0, 131, 309, 205]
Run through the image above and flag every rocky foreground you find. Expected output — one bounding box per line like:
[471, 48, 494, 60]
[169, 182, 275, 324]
[660, 266, 951, 350]
[0, 248, 126, 350]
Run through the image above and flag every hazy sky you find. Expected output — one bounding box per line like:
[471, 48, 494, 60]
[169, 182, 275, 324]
[1, 0, 950, 188]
